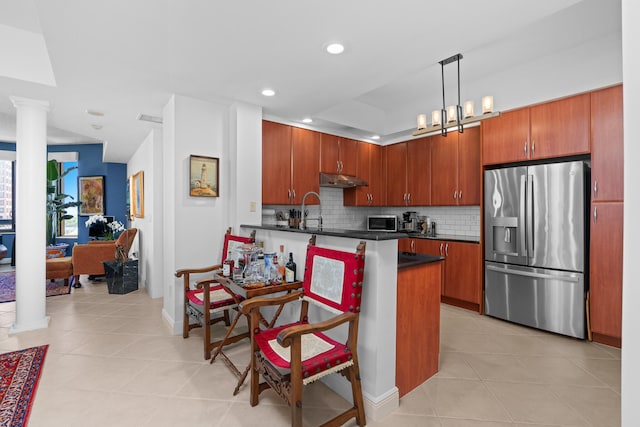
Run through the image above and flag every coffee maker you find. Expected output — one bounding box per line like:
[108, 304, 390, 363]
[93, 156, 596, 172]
[401, 211, 418, 232]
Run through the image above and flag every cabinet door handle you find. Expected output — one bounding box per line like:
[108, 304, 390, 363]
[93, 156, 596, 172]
[287, 189, 292, 200]
[445, 243, 449, 256]
[459, 190, 462, 200]
[524, 140, 528, 157]
[439, 243, 443, 256]
[593, 206, 597, 224]
[410, 240, 415, 253]
[407, 193, 411, 205]
[369, 194, 373, 205]
[594, 180, 598, 197]
[292, 189, 296, 201]
[453, 191, 457, 200]
[531, 140, 535, 156]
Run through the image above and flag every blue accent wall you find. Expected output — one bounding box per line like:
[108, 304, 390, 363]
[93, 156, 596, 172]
[48, 144, 127, 246]
[0, 142, 127, 259]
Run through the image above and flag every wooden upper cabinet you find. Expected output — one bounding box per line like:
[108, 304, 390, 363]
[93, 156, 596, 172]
[591, 85, 624, 202]
[344, 142, 385, 207]
[482, 108, 530, 165]
[590, 201, 623, 346]
[320, 134, 358, 176]
[407, 137, 431, 206]
[262, 121, 293, 205]
[385, 142, 409, 206]
[291, 127, 320, 205]
[483, 93, 590, 165]
[369, 143, 384, 206]
[458, 126, 481, 205]
[320, 133, 340, 174]
[339, 138, 359, 176]
[430, 133, 458, 205]
[530, 93, 590, 160]
[431, 127, 480, 206]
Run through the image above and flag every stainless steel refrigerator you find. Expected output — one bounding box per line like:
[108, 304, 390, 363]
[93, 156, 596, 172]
[484, 161, 588, 339]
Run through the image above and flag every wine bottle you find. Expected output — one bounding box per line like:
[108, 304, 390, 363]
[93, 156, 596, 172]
[222, 250, 234, 277]
[285, 252, 296, 283]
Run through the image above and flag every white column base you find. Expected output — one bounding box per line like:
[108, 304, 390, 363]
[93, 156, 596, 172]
[363, 387, 400, 421]
[9, 316, 50, 334]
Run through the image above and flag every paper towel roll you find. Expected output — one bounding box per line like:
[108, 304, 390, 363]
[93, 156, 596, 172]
[262, 208, 276, 216]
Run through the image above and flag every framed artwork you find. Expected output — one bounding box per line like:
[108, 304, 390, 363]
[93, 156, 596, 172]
[79, 176, 104, 216]
[132, 171, 144, 218]
[189, 155, 219, 197]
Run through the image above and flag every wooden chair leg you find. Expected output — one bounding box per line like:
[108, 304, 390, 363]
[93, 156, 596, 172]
[183, 303, 190, 339]
[223, 309, 231, 326]
[250, 354, 260, 407]
[203, 310, 212, 360]
[348, 362, 366, 427]
[291, 380, 303, 427]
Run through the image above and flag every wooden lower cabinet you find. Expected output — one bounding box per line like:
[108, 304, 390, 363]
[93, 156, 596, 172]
[396, 260, 442, 397]
[590, 202, 623, 347]
[442, 241, 481, 310]
[404, 238, 481, 312]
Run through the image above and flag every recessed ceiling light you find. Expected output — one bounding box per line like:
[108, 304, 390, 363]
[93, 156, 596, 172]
[261, 89, 276, 97]
[302, 118, 313, 123]
[325, 43, 345, 55]
[371, 135, 380, 140]
[86, 109, 105, 117]
[90, 123, 103, 130]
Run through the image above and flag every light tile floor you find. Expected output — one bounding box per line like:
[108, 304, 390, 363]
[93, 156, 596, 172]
[0, 276, 621, 427]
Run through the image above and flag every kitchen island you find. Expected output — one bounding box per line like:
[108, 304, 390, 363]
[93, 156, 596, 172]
[239, 224, 443, 421]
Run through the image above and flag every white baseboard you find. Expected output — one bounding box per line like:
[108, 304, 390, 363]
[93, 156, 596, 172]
[162, 308, 182, 335]
[321, 374, 399, 422]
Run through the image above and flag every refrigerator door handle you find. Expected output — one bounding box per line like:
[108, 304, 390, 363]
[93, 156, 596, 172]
[485, 265, 581, 282]
[527, 174, 534, 256]
[519, 175, 527, 257]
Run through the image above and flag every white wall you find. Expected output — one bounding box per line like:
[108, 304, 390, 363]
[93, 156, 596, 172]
[128, 128, 164, 298]
[160, 95, 262, 333]
[621, 1, 639, 424]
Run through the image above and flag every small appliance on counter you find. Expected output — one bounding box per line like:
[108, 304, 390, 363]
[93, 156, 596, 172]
[401, 211, 418, 232]
[367, 215, 398, 232]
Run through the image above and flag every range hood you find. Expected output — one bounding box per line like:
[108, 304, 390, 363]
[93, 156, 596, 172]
[319, 172, 368, 188]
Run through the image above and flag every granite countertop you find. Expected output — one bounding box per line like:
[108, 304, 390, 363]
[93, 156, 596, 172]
[397, 252, 444, 270]
[241, 224, 408, 241]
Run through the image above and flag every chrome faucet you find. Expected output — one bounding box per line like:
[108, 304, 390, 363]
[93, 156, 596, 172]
[301, 191, 322, 230]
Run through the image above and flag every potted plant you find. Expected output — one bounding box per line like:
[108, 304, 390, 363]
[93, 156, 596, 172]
[46, 159, 82, 257]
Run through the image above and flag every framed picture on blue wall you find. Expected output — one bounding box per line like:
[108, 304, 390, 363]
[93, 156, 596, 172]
[79, 175, 104, 216]
[189, 155, 219, 197]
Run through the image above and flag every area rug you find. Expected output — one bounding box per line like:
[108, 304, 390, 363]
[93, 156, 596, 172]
[0, 345, 48, 427]
[0, 271, 72, 304]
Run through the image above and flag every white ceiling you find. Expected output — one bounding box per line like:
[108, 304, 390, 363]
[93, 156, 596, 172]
[0, 0, 622, 162]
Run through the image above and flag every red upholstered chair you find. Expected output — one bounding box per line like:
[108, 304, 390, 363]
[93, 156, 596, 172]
[175, 228, 255, 360]
[241, 236, 367, 427]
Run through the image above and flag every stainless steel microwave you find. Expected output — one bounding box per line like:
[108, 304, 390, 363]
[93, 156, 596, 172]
[367, 215, 398, 232]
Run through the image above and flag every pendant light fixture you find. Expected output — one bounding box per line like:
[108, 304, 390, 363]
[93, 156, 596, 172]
[413, 53, 500, 137]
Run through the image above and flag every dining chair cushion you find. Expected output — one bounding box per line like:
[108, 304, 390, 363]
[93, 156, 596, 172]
[255, 321, 354, 384]
[186, 286, 241, 310]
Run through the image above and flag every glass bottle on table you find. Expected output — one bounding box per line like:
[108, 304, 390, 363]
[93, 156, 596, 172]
[285, 252, 296, 283]
[222, 250, 234, 277]
[277, 245, 286, 281]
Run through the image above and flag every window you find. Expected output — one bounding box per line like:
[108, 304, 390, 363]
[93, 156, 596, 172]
[57, 161, 79, 237]
[0, 160, 14, 231]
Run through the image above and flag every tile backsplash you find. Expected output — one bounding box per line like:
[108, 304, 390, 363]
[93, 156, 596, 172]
[263, 187, 480, 237]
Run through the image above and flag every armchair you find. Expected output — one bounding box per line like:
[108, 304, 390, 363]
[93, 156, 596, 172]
[72, 228, 137, 287]
[175, 228, 256, 360]
[241, 236, 367, 427]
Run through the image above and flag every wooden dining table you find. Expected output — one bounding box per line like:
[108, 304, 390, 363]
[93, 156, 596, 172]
[208, 272, 303, 395]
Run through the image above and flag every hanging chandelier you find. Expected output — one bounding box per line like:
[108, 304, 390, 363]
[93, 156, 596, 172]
[412, 53, 500, 137]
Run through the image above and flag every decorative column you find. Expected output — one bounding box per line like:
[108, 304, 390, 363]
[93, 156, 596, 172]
[10, 96, 50, 333]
